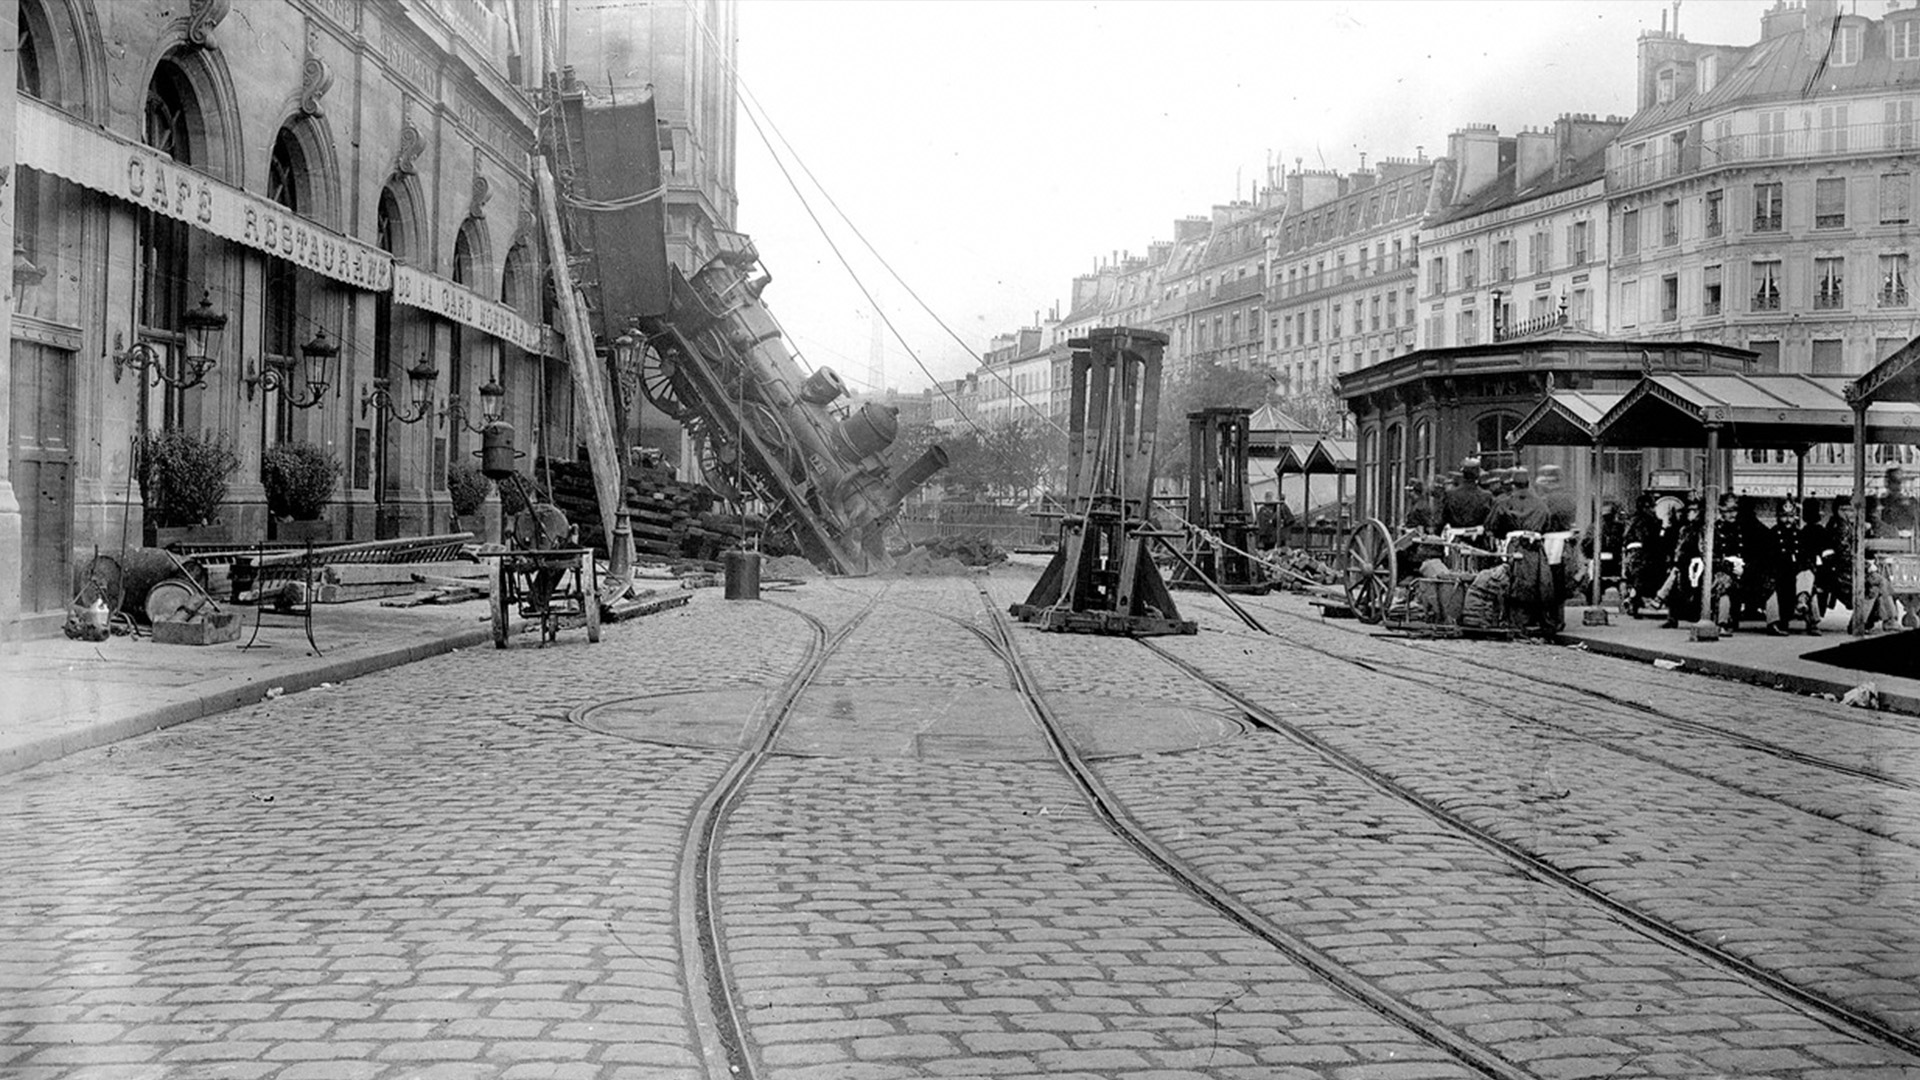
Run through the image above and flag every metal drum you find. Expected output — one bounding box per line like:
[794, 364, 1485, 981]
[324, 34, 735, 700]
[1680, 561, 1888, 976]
[723, 550, 761, 601]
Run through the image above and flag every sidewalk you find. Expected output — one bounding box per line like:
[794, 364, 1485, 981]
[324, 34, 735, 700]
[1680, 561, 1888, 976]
[1557, 603, 1920, 716]
[0, 598, 505, 777]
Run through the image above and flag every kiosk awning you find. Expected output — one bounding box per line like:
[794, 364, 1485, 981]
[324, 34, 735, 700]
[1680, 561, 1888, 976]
[1597, 374, 1920, 448]
[1511, 390, 1626, 447]
[1850, 336, 1920, 406]
[1304, 438, 1357, 474]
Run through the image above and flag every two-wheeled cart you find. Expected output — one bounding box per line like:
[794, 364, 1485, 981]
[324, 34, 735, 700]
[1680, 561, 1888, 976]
[1341, 519, 1511, 638]
[476, 477, 602, 649]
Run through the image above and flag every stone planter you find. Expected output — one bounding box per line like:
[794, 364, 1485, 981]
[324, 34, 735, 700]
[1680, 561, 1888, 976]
[272, 518, 334, 546]
[153, 523, 233, 550]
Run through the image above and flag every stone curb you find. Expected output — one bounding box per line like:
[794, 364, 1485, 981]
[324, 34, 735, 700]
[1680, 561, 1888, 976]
[1559, 633, 1920, 718]
[0, 624, 500, 777]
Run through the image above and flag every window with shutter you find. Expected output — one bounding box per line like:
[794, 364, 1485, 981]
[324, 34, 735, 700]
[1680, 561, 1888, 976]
[1815, 177, 1846, 228]
[1881, 172, 1911, 223]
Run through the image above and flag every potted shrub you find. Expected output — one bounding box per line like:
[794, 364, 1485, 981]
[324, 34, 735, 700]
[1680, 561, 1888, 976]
[447, 461, 493, 533]
[135, 428, 239, 547]
[261, 440, 342, 543]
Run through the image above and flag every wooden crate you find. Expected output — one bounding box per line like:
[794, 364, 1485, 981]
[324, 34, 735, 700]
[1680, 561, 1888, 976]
[151, 611, 241, 646]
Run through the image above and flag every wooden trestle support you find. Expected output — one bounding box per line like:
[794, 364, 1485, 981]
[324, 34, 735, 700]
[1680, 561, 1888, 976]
[1168, 406, 1272, 595]
[1009, 327, 1197, 637]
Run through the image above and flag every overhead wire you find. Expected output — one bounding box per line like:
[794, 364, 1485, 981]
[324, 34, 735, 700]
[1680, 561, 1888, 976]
[679, 0, 1066, 442]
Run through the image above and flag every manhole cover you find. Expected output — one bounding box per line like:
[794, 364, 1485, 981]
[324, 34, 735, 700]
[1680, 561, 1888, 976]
[575, 686, 1247, 761]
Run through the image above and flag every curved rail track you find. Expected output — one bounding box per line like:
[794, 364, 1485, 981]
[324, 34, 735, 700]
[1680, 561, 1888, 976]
[1211, 592, 1920, 847]
[968, 581, 1920, 1072]
[576, 575, 1919, 1078]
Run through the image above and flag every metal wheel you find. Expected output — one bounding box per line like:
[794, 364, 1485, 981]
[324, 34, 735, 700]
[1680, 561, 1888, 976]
[639, 344, 691, 420]
[1342, 517, 1396, 625]
[584, 558, 601, 644]
[490, 559, 510, 649]
[145, 579, 209, 624]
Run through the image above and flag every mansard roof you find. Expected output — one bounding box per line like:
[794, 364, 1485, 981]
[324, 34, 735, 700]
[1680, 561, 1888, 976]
[1621, 17, 1920, 139]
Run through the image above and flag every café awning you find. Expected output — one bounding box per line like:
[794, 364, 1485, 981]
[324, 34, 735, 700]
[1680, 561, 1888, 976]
[16, 97, 549, 354]
[1597, 373, 1920, 449]
[16, 97, 393, 292]
[1510, 390, 1625, 447]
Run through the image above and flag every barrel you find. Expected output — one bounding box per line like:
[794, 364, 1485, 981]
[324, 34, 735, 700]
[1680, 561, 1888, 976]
[480, 421, 520, 480]
[722, 549, 761, 601]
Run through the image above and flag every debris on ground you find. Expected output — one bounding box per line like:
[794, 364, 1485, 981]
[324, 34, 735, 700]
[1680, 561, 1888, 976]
[907, 535, 1007, 567]
[878, 546, 973, 578]
[762, 555, 822, 581]
[1842, 682, 1881, 710]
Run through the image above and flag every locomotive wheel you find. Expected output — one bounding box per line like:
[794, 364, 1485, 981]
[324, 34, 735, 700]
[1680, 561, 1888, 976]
[639, 345, 691, 420]
[490, 559, 510, 649]
[1342, 517, 1395, 625]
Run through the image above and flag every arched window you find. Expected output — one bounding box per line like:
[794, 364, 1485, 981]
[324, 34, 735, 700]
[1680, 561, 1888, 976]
[447, 221, 485, 471]
[264, 128, 301, 442]
[140, 62, 198, 430]
[1383, 422, 1405, 526]
[1411, 419, 1434, 492]
[372, 188, 400, 498]
[1475, 411, 1520, 470]
[1360, 425, 1380, 521]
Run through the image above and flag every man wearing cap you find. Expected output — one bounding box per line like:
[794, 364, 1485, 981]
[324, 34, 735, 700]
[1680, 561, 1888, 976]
[1767, 498, 1822, 635]
[1442, 462, 1493, 532]
[1405, 479, 1435, 533]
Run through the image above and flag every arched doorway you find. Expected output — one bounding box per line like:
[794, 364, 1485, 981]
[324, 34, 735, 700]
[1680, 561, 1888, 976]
[371, 180, 426, 537]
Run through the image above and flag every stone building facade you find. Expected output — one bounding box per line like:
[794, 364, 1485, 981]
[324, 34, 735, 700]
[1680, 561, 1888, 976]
[1, 0, 734, 640]
[1606, 0, 1920, 375]
[1421, 115, 1625, 351]
[1265, 157, 1439, 398]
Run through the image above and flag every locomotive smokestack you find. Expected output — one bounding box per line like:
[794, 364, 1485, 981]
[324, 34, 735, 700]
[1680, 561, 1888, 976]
[881, 444, 950, 512]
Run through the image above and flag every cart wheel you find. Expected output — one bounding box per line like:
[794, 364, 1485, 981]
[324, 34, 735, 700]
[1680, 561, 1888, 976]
[1342, 518, 1396, 625]
[585, 559, 602, 643]
[490, 559, 509, 649]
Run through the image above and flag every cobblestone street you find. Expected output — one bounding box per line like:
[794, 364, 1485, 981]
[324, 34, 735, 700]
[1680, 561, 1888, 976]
[4, 569, 1918, 1079]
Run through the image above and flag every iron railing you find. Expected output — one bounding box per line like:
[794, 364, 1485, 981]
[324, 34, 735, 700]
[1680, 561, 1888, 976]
[1609, 119, 1920, 191]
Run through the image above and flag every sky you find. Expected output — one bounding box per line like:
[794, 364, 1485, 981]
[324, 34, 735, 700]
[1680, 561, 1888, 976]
[730, 0, 1785, 396]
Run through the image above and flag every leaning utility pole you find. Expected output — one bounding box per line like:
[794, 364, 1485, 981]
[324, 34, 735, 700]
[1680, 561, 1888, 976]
[535, 158, 633, 591]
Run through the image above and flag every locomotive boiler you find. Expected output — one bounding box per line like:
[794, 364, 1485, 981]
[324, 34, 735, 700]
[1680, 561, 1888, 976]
[633, 233, 948, 575]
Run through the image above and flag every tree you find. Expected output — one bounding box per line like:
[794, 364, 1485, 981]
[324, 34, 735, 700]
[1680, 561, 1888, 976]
[939, 418, 1056, 502]
[1154, 360, 1277, 477]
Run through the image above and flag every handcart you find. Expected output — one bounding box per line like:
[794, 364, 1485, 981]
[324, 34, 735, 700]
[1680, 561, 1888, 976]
[477, 494, 601, 649]
[1341, 519, 1509, 638]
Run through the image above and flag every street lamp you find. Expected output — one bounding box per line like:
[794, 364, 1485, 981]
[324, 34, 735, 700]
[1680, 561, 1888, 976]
[246, 326, 340, 408]
[612, 328, 644, 405]
[440, 375, 506, 433]
[361, 352, 439, 424]
[114, 289, 228, 390]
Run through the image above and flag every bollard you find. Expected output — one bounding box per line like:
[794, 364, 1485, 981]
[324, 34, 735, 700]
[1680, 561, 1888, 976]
[722, 550, 761, 601]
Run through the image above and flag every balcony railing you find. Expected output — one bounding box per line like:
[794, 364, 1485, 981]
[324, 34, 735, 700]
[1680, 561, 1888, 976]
[1492, 309, 1569, 342]
[1609, 119, 1920, 190]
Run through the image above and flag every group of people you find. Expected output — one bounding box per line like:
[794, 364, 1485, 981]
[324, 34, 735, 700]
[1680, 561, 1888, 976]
[1404, 460, 1583, 634]
[1616, 465, 1916, 636]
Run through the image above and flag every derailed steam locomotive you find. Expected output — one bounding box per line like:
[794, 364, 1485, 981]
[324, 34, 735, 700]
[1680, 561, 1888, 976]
[633, 235, 948, 574]
[552, 80, 946, 575]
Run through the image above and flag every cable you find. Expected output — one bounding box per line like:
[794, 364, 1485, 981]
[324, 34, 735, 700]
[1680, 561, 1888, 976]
[678, 1, 1062, 441]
